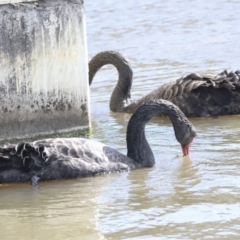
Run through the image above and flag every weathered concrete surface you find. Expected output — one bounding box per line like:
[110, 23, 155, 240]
[0, 0, 90, 141]
[0, 0, 37, 5]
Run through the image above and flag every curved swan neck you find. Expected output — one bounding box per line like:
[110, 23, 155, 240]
[88, 51, 134, 112]
[126, 100, 196, 166]
[127, 117, 154, 167]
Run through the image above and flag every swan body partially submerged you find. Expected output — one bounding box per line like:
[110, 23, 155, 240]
[89, 50, 240, 117]
[0, 100, 196, 184]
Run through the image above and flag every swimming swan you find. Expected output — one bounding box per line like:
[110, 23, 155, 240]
[0, 100, 196, 184]
[89, 50, 240, 117]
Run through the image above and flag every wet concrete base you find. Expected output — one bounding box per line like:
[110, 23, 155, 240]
[0, 91, 89, 142]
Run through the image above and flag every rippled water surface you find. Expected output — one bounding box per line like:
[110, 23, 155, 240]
[1, 0, 240, 239]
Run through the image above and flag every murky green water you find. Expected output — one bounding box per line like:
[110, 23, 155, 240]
[1, 0, 240, 239]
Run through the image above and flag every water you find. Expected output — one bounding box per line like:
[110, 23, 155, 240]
[1, 0, 240, 239]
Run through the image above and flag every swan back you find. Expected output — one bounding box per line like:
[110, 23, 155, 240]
[34, 138, 145, 181]
[0, 138, 136, 183]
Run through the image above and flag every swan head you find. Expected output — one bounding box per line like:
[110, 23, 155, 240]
[179, 129, 196, 156]
[169, 103, 197, 156]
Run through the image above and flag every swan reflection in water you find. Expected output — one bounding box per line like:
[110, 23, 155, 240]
[0, 100, 196, 185]
[90, 155, 199, 239]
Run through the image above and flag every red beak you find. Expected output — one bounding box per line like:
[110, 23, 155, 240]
[181, 144, 190, 156]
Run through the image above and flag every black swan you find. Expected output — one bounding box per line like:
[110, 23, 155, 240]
[89, 50, 240, 117]
[0, 100, 196, 185]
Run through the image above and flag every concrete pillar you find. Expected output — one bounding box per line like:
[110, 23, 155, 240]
[0, 0, 90, 141]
